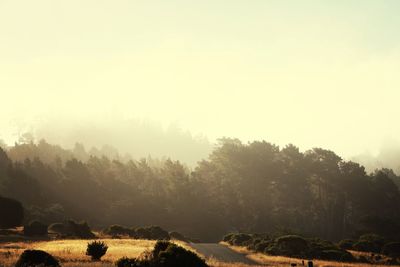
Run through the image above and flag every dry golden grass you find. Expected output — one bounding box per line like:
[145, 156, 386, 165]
[224, 243, 400, 267]
[0, 238, 155, 267]
[1, 238, 399, 267]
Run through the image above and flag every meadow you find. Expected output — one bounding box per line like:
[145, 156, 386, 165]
[1, 238, 399, 267]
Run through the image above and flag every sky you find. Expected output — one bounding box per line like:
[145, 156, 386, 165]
[1, 0, 400, 162]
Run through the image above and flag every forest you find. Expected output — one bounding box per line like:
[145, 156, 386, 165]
[1, 138, 399, 242]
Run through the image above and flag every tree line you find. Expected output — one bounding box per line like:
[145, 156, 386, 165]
[0, 138, 399, 241]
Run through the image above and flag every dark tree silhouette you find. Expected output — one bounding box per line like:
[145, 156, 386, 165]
[0, 195, 24, 228]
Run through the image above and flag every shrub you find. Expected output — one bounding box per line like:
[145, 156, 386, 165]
[222, 233, 235, 242]
[153, 240, 172, 258]
[230, 233, 253, 246]
[169, 231, 187, 241]
[382, 242, 400, 258]
[24, 220, 48, 236]
[353, 234, 385, 253]
[134, 226, 170, 240]
[48, 220, 95, 238]
[15, 249, 60, 267]
[153, 241, 208, 267]
[86, 240, 108, 261]
[103, 225, 133, 237]
[353, 240, 381, 253]
[115, 241, 208, 267]
[255, 240, 271, 252]
[338, 239, 355, 250]
[359, 233, 385, 244]
[246, 238, 261, 250]
[60, 220, 95, 238]
[134, 227, 151, 239]
[320, 250, 354, 262]
[0, 196, 24, 228]
[115, 257, 139, 267]
[275, 235, 308, 256]
[48, 222, 65, 235]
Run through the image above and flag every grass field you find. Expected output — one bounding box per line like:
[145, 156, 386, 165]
[225, 243, 400, 267]
[0, 239, 399, 267]
[0, 239, 156, 267]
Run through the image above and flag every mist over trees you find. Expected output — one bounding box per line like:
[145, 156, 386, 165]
[0, 138, 399, 242]
[352, 141, 400, 175]
[20, 117, 212, 166]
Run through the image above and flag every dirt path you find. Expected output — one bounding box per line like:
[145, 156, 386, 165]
[188, 243, 260, 265]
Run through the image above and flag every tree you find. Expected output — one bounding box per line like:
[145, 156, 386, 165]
[0, 195, 24, 228]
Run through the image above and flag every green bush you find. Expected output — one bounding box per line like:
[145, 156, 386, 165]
[231, 233, 253, 246]
[15, 249, 60, 267]
[154, 241, 207, 267]
[353, 240, 381, 253]
[86, 240, 108, 261]
[24, 220, 48, 236]
[254, 240, 271, 252]
[338, 239, 355, 250]
[275, 235, 308, 256]
[133, 226, 170, 240]
[67, 220, 95, 239]
[359, 233, 385, 244]
[48, 222, 65, 235]
[222, 233, 235, 242]
[320, 250, 354, 262]
[246, 238, 261, 250]
[352, 234, 385, 253]
[307, 238, 338, 258]
[49, 220, 95, 238]
[115, 241, 208, 267]
[103, 225, 133, 237]
[382, 242, 400, 258]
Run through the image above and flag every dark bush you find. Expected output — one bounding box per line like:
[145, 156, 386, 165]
[86, 240, 108, 261]
[15, 249, 60, 267]
[275, 235, 308, 256]
[134, 227, 151, 239]
[338, 239, 355, 250]
[134, 226, 170, 240]
[359, 233, 385, 244]
[307, 238, 338, 258]
[169, 231, 187, 241]
[48, 222, 65, 235]
[0, 196, 24, 228]
[353, 240, 381, 253]
[230, 233, 253, 246]
[48, 220, 95, 238]
[115, 241, 208, 267]
[222, 233, 235, 242]
[353, 234, 385, 253]
[320, 250, 354, 262]
[255, 240, 271, 252]
[103, 225, 133, 237]
[153, 240, 172, 258]
[68, 220, 95, 238]
[24, 220, 48, 236]
[382, 242, 400, 258]
[115, 257, 139, 267]
[153, 241, 208, 267]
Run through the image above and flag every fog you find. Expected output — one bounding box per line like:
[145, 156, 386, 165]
[2, 0, 400, 168]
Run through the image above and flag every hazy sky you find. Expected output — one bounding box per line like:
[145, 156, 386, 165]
[1, 0, 400, 159]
